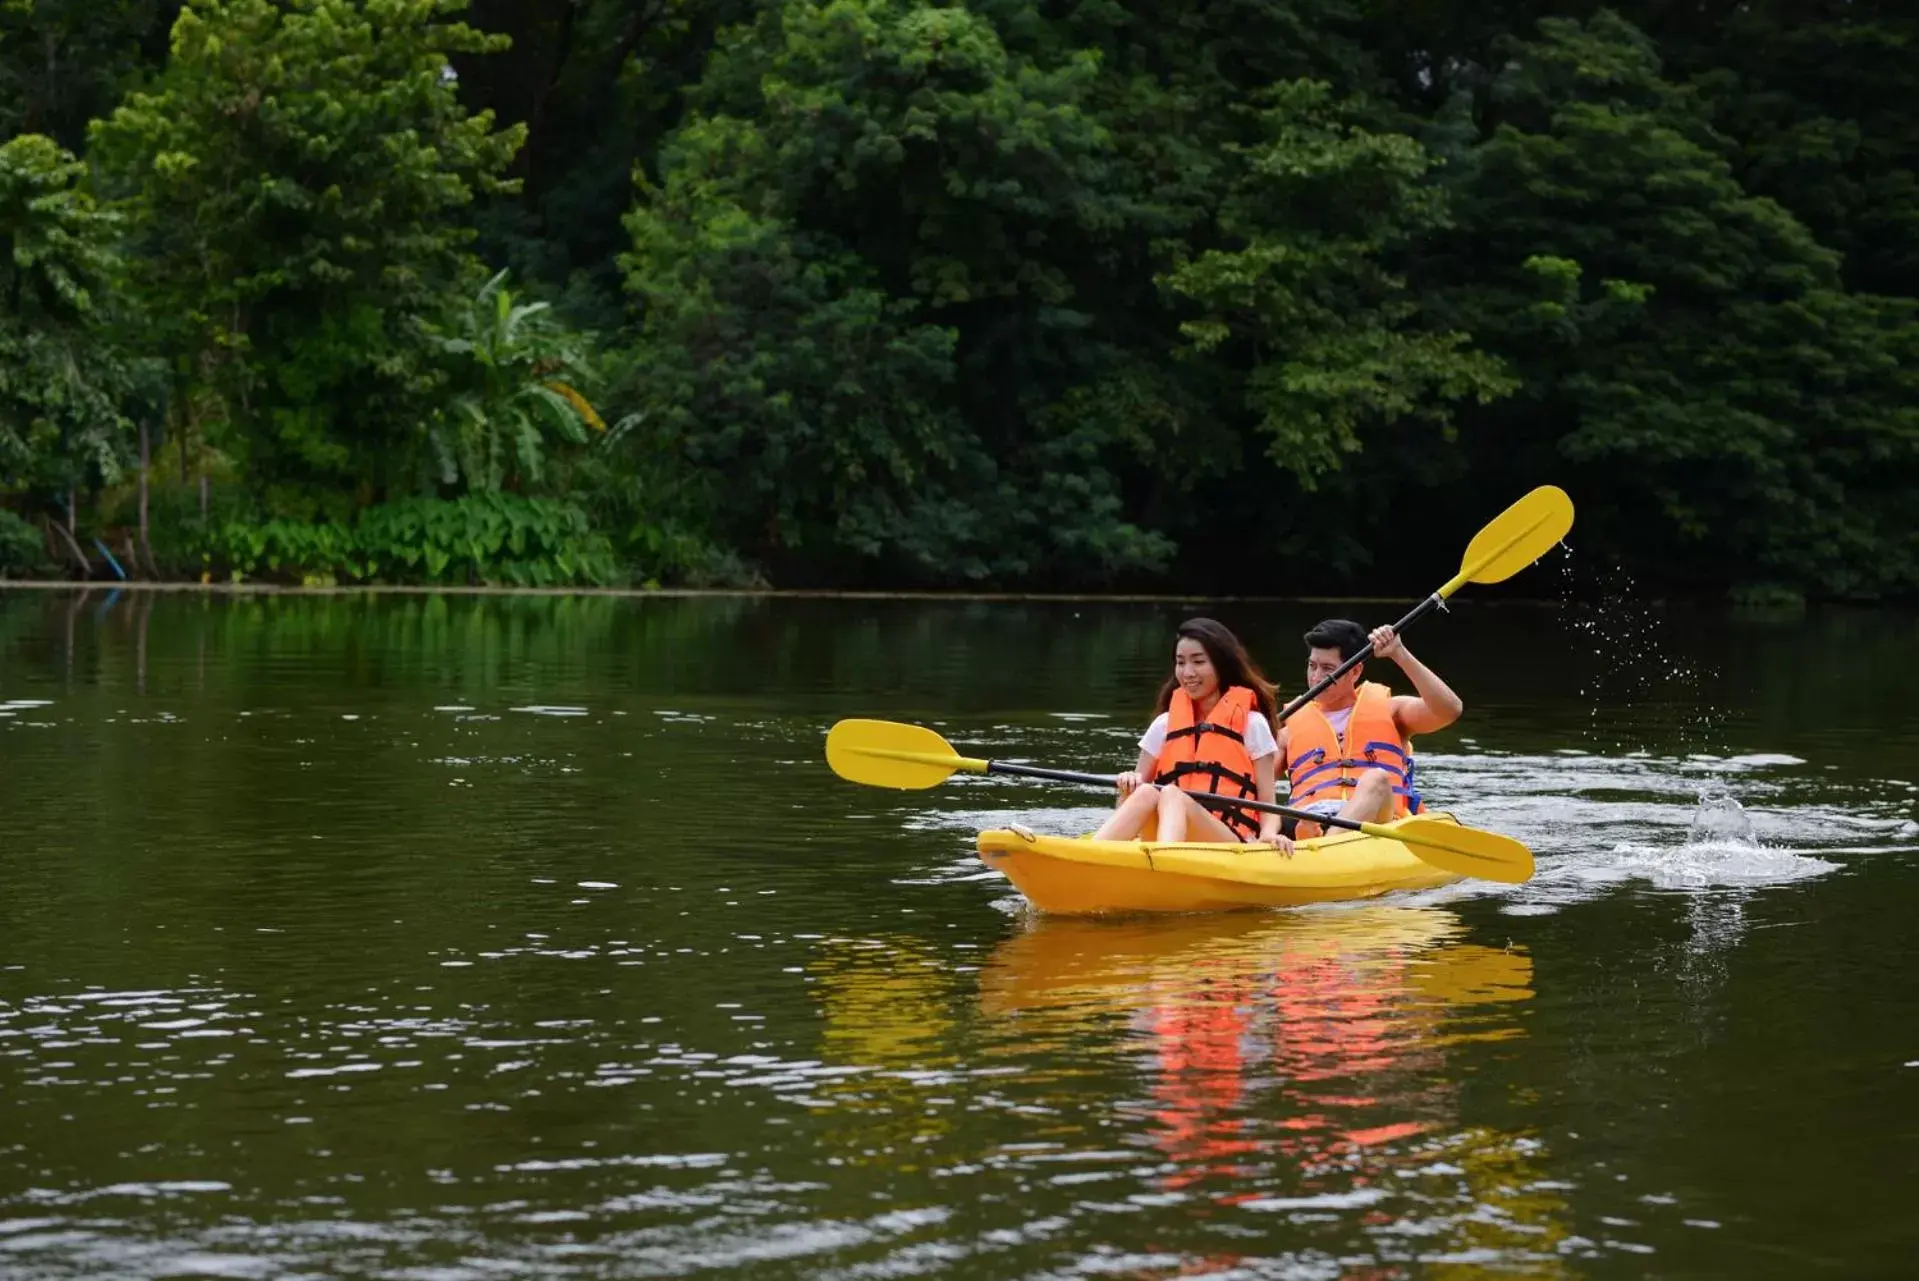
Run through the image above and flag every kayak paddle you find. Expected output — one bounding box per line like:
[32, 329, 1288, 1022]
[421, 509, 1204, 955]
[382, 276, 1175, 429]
[1277, 484, 1574, 722]
[824, 718, 1534, 884]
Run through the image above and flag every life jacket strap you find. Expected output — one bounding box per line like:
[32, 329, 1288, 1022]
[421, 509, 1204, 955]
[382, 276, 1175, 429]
[1154, 762, 1262, 839]
[1164, 720, 1246, 746]
[1156, 760, 1260, 798]
[1295, 777, 1424, 813]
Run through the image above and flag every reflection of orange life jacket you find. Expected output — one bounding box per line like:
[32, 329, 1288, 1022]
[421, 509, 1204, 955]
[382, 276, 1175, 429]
[1285, 682, 1421, 815]
[1151, 988, 1256, 1190]
[1153, 686, 1262, 840]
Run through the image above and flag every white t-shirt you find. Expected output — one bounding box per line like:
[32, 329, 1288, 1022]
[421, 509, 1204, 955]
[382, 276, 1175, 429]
[1139, 709, 1278, 762]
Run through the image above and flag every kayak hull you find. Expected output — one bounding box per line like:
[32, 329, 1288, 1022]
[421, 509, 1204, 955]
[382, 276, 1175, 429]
[975, 814, 1463, 916]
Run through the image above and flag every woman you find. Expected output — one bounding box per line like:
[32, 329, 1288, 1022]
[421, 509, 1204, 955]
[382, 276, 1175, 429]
[1093, 618, 1291, 849]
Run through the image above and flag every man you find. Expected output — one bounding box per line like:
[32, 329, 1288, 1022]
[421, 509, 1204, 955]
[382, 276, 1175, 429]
[1278, 618, 1463, 840]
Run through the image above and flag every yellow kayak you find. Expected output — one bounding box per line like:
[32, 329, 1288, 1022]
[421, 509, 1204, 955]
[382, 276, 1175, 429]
[974, 812, 1464, 915]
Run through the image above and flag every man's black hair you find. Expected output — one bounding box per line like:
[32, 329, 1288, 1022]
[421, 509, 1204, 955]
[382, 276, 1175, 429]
[1303, 618, 1368, 662]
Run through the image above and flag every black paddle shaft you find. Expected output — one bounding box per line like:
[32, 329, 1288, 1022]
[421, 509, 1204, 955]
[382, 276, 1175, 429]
[982, 759, 1370, 837]
[1274, 592, 1447, 724]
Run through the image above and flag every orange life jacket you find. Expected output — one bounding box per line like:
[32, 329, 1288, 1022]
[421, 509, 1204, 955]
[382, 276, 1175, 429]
[1284, 681, 1421, 816]
[1153, 685, 1263, 840]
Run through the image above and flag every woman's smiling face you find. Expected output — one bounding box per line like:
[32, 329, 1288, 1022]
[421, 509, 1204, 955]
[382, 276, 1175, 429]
[1174, 637, 1219, 703]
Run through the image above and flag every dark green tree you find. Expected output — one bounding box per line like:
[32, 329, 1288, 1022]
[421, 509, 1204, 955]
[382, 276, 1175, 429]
[0, 0, 176, 150]
[619, 0, 1174, 584]
[89, 0, 526, 519]
[0, 133, 136, 514]
[1161, 79, 1515, 486]
[1428, 12, 1919, 598]
[451, 0, 759, 323]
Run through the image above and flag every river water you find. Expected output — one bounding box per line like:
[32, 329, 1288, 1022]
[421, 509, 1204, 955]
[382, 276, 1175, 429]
[2, 587, 1916, 1278]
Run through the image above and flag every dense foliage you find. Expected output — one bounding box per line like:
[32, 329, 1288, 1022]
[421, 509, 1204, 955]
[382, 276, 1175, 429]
[1, 0, 1915, 599]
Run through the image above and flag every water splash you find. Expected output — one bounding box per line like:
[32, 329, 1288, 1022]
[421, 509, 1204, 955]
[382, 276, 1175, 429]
[1556, 547, 1730, 753]
[1687, 789, 1758, 846]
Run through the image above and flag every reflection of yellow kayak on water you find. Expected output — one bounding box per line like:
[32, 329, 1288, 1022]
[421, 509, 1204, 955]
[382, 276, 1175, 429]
[978, 904, 1531, 1027]
[976, 813, 1467, 916]
[798, 914, 1567, 1270]
[976, 905, 1561, 1263]
[799, 935, 966, 1173]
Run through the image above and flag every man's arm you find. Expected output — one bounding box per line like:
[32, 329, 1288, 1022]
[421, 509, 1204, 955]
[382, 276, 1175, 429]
[1370, 625, 1463, 736]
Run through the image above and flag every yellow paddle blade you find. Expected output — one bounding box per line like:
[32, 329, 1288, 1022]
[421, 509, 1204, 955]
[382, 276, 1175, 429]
[1442, 485, 1575, 597]
[824, 718, 987, 790]
[1361, 816, 1536, 884]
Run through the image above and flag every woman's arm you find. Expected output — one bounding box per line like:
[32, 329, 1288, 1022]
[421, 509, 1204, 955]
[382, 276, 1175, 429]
[1117, 748, 1156, 798]
[1254, 752, 1280, 843]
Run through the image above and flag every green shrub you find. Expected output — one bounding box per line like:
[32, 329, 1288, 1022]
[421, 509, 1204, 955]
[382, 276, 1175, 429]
[205, 517, 366, 586]
[357, 494, 619, 587]
[198, 493, 620, 588]
[0, 508, 54, 578]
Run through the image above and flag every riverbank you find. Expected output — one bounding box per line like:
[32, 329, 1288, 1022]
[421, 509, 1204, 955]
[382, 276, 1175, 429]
[0, 578, 1450, 606]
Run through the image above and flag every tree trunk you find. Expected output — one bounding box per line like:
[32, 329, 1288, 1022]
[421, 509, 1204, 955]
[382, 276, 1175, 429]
[126, 533, 158, 583]
[176, 376, 190, 483]
[519, 0, 581, 188]
[47, 514, 90, 579]
[139, 414, 154, 575]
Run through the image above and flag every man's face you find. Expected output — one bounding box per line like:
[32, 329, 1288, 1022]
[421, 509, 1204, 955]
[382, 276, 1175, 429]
[1306, 646, 1360, 702]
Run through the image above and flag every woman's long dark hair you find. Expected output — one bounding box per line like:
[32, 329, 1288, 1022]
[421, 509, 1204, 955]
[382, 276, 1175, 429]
[1153, 617, 1279, 721]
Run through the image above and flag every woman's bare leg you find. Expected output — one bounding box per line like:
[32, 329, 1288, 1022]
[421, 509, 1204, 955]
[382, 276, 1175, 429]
[1154, 786, 1244, 843]
[1094, 783, 1162, 840]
